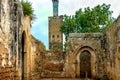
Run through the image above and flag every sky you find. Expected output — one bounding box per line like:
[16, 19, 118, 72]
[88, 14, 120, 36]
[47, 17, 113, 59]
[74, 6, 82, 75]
[28, 0, 120, 50]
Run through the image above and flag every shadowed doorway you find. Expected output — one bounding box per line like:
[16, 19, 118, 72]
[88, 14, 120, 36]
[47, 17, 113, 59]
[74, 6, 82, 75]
[22, 32, 27, 80]
[80, 50, 91, 78]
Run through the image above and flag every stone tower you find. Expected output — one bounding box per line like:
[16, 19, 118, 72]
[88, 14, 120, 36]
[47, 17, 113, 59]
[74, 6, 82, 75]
[52, 0, 59, 16]
[48, 0, 63, 50]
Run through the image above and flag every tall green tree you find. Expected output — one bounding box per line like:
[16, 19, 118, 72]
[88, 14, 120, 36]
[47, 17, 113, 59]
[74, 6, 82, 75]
[60, 4, 114, 41]
[60, 15, 76, 40]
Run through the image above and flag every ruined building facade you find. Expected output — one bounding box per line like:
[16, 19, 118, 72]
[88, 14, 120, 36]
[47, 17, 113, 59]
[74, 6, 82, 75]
[65, 33, 104, 78]
[47, 0, 120, 79]
[64, 16, 120, 80]
[0, 0, 120, 80]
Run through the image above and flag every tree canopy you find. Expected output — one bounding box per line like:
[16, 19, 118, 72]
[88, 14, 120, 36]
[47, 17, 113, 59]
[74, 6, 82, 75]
[60, 4, 114, 40]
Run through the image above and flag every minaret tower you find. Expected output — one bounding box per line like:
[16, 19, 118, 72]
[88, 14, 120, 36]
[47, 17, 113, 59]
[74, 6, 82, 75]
[48, 0, 63, 50]
[52, 0, 59, 16]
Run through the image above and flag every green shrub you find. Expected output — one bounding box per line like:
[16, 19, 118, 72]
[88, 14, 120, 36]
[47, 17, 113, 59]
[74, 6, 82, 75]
[21, 1, 34, 16]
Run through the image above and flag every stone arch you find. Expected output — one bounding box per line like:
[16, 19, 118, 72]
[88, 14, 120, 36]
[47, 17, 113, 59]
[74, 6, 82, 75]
[75, 46, 97, 78]
[21, 31, 27, 80]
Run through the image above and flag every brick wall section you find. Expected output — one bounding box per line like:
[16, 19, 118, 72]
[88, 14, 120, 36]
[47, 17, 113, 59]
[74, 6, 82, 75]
[0, 67, 15, 80]
[0, 43, 19, 80]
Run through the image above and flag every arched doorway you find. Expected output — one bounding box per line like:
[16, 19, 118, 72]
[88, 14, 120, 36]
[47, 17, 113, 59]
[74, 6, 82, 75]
[76, 46, 97, 78]
[21, 32, 27, 80]
[80, 50, 91, 78]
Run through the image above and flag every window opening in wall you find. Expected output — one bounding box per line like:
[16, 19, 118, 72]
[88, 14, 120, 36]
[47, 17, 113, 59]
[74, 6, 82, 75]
[57, 35, 59, 38]
[118, 47, 120, 53]
[52, 35, 55, 38]
[14, 31, 17, 42]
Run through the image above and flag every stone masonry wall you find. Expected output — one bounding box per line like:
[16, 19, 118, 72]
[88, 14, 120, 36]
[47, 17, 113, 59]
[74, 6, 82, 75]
[40, 50, 65, 78]
[31, 35, 46, 79]
[0, 0, 23, 80]
[105, 16, 120, 80]
[21, 16, 33, 80]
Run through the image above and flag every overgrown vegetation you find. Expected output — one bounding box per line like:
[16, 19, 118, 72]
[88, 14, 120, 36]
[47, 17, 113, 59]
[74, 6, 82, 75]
[21, 1, 34, 16]
[60, 4, 115, 41]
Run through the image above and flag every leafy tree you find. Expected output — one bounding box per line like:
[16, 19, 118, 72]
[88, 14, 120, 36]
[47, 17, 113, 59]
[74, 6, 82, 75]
[60, 15, 76, 40]
[60, 4, 114, 41]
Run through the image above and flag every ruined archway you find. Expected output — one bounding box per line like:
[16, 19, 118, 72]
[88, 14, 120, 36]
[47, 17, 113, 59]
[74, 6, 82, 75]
[21, 31, 27, 80]
[76, 46, 97, 78]
[80, 50, 91, 78]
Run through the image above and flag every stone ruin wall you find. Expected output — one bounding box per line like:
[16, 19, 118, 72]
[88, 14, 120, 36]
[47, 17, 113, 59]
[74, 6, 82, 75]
[0, 0, 38, 79]
[31, 36, 65, 78]
[31, 35, 46, 78]
[65, 33, 104, 78]
[39, 50, 65, 78]
[63, 16, 120, 79]
[0, 0, 23, 80]
[104, 16, 120, 80]
[0, 0, 119, 80]
[22, 16, 33, 80]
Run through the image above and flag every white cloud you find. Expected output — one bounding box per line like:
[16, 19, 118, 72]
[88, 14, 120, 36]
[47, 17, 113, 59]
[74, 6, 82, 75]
[59, 0, 120, 18]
